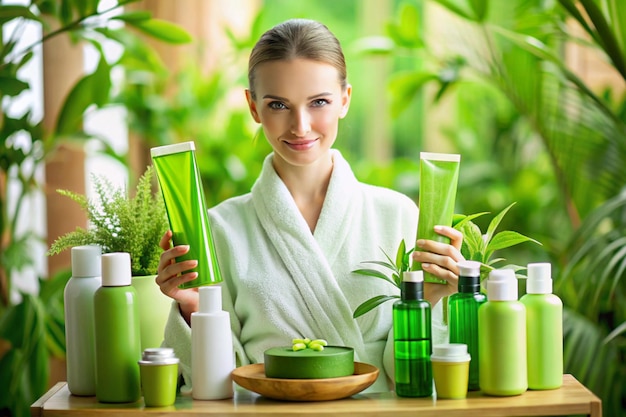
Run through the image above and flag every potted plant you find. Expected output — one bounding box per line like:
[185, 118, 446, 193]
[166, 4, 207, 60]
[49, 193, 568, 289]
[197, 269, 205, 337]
[352, 203, 541, 318]
[47, 165, 171, 351]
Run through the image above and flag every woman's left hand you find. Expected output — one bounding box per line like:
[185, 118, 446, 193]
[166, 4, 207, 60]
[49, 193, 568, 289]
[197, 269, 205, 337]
[412, 225, 464, 305]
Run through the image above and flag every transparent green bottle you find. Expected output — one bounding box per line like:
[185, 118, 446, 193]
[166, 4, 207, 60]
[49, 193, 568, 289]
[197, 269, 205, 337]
[520, 263, 563, 390]
[478, 269, 527, 396]
[393, 271, 432, 397]
[94, 253, 141, 403]
[449, 260, 486, 391]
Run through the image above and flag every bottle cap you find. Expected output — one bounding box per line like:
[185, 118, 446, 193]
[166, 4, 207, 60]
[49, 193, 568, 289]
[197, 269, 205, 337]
[526, 263, 552, 294]
[431, 343, 471, 363]
[198, 285, 222, 314]
[101, 252, 132, 286]
[457, 260, 481, 277]
[487, 269, 518, 301]
[403, 271, 424, 282]
[138, 347, 179, 366]
[71, 245, 102, 278]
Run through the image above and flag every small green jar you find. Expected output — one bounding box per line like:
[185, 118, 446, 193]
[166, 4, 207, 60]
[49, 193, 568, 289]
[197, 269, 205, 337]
[138, 348, 179, 407]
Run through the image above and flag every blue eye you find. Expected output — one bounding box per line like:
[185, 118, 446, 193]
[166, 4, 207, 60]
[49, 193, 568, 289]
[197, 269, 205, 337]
[268, 101, 287, 110]
[312, 99, 330, 107]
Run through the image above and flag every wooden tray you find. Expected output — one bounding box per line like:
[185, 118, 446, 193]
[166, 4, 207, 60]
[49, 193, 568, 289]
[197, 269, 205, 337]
[231, 362, 379, 401]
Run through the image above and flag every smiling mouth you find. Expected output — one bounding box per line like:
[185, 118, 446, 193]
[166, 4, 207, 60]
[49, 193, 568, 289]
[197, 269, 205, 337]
[283, 138, 318, 150]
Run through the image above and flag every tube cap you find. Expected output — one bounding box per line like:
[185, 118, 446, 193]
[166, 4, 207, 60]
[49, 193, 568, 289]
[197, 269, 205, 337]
[403, 271, 424, 282]
[487, 269, 518, 301]
[526, 263, 553, 294]
[71, 245, 102, 278]
[198, 285, 222, 314]
[101, 252, 132, 286]
[150, 141, 195, 158]
[139, 347, 179, 365]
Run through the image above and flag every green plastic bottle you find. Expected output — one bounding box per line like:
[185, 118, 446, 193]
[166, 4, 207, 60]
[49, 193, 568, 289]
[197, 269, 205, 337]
[393, 271, 433, 397]
[520, 263, 563, 390]
[478, 269, 527, 396]
[449, 260, 487, 391]
[94, 252, 141, 403]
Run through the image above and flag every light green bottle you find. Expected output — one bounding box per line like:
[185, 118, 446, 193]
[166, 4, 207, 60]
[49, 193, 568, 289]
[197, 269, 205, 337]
[520, 263, 563, 390]
[94, 252, 141, 403]
[478, 269, 527, 396]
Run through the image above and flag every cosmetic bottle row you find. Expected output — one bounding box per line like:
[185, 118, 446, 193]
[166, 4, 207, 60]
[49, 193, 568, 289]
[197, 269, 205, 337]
[393, 260, 563, 398]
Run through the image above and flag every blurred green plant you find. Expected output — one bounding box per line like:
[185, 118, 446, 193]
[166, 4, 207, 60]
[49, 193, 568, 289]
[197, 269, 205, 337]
[352, 203, 540, 318]
[0, 2, 190, 416]
[354, 0, 626, 414]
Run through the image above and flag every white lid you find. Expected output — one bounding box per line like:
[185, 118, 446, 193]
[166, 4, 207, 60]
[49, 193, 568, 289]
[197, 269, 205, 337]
[403, 270, 424, 283]
[198, 285, 222, 313]
[526, 262, 552, 294]
[71, 245, 102, 278]
[150, 141, 195, 158]
[420, 152, 461, 162]
[487, 269, 518, 301]
[101, 252, 132, 286]
[457, 260, 481, 277]
[431, 343, 471, 362]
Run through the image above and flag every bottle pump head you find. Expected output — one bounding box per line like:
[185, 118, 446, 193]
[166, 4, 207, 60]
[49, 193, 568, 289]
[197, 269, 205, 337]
[487, 269, 518, 301]
[526, 263, 552, 294]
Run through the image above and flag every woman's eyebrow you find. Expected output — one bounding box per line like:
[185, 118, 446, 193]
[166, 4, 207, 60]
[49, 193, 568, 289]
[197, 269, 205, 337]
[262, 92, 333, 101]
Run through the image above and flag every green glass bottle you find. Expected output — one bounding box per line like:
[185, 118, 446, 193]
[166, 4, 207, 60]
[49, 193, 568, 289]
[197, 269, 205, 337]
[478, 269, 527, 396]
[94, 253, 141, 403]
[394, 271, 432, 397]
[449, 260, 487, 391]
[520, 263, 563, 390]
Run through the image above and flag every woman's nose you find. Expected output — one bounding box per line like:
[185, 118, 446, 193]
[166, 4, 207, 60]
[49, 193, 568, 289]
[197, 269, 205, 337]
[290, 109, 311, 137]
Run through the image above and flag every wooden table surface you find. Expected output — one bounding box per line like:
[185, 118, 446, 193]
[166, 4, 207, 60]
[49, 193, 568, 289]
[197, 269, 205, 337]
[31, 374, 601, 417]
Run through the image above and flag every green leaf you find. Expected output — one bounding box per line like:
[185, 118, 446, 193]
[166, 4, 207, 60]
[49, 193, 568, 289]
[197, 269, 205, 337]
[395, 239, 406, 270]
[55, 53, 111, 135]
[127, 18, 193, 44]
[453, 211, 489, 229]
[352, 268, 396, 286]
[388, 71, 438, 117]
[360, 260, 397, 273]
[353, 295, 399, 318]
[468, 0, 488, 22]
[0, 5, 40, 23]
[112, 10, 152, 23]
[432, 0, 474, 21]
[484, 202, 516, 246]
[0, 76, 29, 96]
[484, 230, 541, 259]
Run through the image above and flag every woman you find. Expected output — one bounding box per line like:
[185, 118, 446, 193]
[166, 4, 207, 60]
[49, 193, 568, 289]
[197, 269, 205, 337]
[157, 18, 464, 393]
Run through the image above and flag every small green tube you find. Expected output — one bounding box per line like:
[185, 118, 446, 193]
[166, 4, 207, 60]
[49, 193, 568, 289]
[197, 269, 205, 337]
[151, 142, 222, 289]
[412, 152, 461, 284]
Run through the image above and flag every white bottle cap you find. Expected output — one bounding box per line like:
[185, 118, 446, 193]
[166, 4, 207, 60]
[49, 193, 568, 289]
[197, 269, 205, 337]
[526, 263, 552, 294]
[71, 245, 102, 278]
[403, 270, 424, 282]
[487, 269, 518, 301]
[457, 260, 481, 277]
[198, 285, 222, 313]
[431, 343, 471, 363]
[101, 252, 132, 286]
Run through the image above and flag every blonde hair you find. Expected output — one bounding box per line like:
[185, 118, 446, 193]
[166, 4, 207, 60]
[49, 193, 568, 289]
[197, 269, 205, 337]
[248, 19, 347, 100]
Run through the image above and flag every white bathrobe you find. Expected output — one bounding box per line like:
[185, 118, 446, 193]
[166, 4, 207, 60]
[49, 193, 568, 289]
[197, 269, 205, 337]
[163, 149, 447, 393]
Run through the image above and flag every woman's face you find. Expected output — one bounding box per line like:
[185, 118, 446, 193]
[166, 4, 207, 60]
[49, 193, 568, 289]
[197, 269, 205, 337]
[246, 58, 351, 170]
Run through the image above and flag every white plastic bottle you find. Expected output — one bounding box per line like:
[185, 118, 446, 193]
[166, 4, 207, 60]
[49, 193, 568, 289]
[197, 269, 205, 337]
[191, 285, 234, 400]
[65, 245, 102, 396]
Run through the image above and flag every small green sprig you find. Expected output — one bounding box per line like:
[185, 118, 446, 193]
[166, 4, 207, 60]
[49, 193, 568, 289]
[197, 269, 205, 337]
[292, 338, 328, 352]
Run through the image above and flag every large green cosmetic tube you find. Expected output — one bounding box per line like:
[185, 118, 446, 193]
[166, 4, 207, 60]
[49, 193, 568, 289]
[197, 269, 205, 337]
[412, 152, 461, 284]
[151, 142, 222, 289]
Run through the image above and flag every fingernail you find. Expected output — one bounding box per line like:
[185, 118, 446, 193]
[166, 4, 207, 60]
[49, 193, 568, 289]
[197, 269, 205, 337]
[422, 263, 431, 269]
[434, 225, 443, 231]
[416, 239, 425, 248]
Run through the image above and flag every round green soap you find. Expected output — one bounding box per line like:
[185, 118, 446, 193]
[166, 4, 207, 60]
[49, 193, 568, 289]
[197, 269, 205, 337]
[264, 346, 354, 379]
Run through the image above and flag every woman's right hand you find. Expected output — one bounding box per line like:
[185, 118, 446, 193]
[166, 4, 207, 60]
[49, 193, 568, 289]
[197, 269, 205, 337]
[155, 230, 200, 324]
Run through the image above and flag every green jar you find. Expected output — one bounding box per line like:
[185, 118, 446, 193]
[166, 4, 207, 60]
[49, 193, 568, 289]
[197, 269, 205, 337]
[139, 348, 179, 407]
